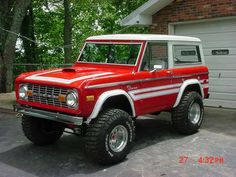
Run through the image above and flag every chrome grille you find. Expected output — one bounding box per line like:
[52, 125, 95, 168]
[27, 84, 69, 108]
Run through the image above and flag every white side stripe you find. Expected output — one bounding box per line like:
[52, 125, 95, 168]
[128, 79, 208, 101]
[130, 88, 179, 101]
[200, 80, 209, 88]
[26, 72, 112, 84]
[28, 69, 62, 77]
[129, 83, 182, 95]
[202, 84, 209, 88]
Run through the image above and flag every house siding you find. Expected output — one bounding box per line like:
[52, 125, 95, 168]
[150, 0, 236, 34]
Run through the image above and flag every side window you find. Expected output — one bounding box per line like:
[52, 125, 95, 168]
[173, 45, 201, 65]
[140, 42, 168, 71]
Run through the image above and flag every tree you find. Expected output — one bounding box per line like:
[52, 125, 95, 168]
[0, 0, 14, 93]
[1, 0, 149, 93]
[63, 0, 72, 63]
[32, 0, 64, 65]
[0, 0, 31, 93]
[20, 2, 38, 71]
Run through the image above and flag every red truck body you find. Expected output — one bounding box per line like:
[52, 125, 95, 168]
[15, 38, 208, 118]
[15, 34, 209, 164]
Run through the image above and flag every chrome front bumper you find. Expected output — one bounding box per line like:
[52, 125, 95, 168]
[14, 104, 83, 125]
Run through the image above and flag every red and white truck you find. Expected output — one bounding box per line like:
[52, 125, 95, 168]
[14, 34, 209, 164]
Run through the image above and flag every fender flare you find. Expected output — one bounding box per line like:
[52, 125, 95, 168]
[85, 89, 136, 124]
[173, 79, 204, 108]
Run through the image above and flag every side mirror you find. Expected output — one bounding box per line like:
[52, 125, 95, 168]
[151, 65, 163, 73]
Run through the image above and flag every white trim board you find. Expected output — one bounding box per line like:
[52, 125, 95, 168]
[120, 0, 174, 26]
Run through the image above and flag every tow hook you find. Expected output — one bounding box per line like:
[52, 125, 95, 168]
[16, 113, 23, 118]
[13, 104, 23, 118]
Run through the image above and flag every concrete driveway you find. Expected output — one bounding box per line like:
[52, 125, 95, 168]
[0, 107, 235, 177]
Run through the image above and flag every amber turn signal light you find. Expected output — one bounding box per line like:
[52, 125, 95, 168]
[58, 94, 66, 102]
[26, 90, 33, 97]
[86, 95, 94, 101]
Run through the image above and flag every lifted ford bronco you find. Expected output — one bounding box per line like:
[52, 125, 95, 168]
[15, 34, 209, 164]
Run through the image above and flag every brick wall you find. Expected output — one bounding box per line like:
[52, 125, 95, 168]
[150, 0, 236, 34]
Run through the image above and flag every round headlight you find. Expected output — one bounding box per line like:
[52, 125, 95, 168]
[19, 84, 28, 100]
[66, 91, 78, 108]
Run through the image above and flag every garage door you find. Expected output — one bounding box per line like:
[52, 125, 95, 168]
[174, 18, 236, 108]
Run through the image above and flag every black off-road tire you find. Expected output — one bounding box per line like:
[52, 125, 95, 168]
[22, 116, 65, 145]
[85, 109, 135, 165]
[171, 91, 204, 135]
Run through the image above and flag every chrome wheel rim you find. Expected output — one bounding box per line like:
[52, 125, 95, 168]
[109, 125, 128, 152]
[189, 102, 201, 124]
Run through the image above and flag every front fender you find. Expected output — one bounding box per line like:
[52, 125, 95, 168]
[85, 89, 135, 124]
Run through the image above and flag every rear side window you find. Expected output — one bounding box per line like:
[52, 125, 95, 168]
[173, 45, 201, 65]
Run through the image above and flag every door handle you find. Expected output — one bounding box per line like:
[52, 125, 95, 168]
[166, 70, 173, 75]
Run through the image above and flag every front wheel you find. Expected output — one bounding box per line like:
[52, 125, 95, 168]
[171, 91, 204, 134]
[85, 109, 135, 165]
[22, 116, 65, 145]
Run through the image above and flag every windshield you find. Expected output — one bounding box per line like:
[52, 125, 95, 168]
[78, 43, 141, 65]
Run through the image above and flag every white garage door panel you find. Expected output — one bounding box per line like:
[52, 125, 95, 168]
[210, 78, 236, 86]
[175, 18, 236, 108]
[210, 92, 236, 101]
[178, 27, 236, 35]
[209, 85, 236, 93]
[202, 41, 236, 48]
[177, 27, 236, 35]
[205, 56, 235, 63]
[175, 21, 236, 34]
[204, 99, 236, 108]
[187, 32, 236, 42]
[209, 71, 236, 78]
[208, 63, 236, 70]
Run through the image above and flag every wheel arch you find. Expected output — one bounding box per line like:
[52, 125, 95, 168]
[86, 89, 135, 124]
[173, 79, 203, 108]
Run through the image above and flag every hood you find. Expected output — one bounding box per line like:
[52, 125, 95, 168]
[19, 66, 131, 87]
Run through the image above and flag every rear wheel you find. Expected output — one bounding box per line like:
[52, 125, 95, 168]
[171, 91, 204, 134]
[22, 116, 65, 145]
[85, 109, 135, 165]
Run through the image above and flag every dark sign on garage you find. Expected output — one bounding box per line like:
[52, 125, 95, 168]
[212, 49, 229, 55]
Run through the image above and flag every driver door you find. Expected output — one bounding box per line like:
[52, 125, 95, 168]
[134, 42, 176, 114]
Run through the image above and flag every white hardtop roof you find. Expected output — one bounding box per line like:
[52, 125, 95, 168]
[87, 34, 201, 42]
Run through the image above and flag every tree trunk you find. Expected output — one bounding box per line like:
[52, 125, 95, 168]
[1, 0, 31, 92]
[0, 0, 14, 92]
[63, 0, 72, 63]
[21, 2, 37, 72]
